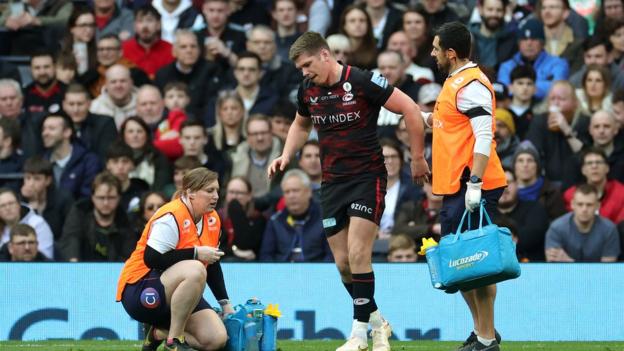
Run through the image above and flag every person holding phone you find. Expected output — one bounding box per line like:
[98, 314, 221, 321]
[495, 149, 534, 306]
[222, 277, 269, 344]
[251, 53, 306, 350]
[116, 167, 233, 351]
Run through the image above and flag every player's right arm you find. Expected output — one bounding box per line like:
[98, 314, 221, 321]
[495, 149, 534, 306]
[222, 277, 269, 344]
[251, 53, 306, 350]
[268, 113, 312, 178]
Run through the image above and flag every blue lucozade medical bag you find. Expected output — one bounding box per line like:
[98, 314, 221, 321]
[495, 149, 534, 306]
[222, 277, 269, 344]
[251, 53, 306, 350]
[425, 201, 521, 292]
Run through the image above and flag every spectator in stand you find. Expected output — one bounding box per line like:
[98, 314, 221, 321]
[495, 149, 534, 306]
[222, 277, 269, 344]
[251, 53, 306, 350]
[0, 224, 49, 262]
[54, 52, 79, 85]
[119, 116, 172, 190]
[60, 7, 98, 76]
[498, 168, 549, 261]
[401, 5, 436, 74]
[271, 0, 301, 63]
[41, 111, 101, 199]
[163, 82, 191, 115]
[155, 30, 222, 118]
[122, 5, 175, 79]
[385, 31, 435, 82]
[204, 52, 278, 127]
[363, 0, 403, 50]
[606, 19, 624, 69]
[62, 83, 117, 159]
[575, 65, 612, 116]
[339, 5, 378, 70]
[199, 0, 246, 68]
[538, 0, 583, 72]
[105, 141, 150, 214]
[0, 118, 24, 192]
[297, 140, 321, 201]
[613, 91, 624, 130]
[469, 0, 517, 71]
[326, 34, 353, 64]
[259, 169, 331, 262]
[498, 18, 569, 100]
[58, 171, 135, 261]
[393, 182, 441, 244]
[495, 108, 520, 169]
[0, 79, 44, 158]
[20, 156, 74, 240]
[386, 234, 418, 262]
[526, 81, 590, 184]
[0, 0, 73, 55]
[90, 64, 138, 128]
[162, 155, 201, 199]
[152, 0, 204, 43]
[269, 99, 295, 145]
[179, 119, 230, 185]
[219, 176, 266, 261]
[375, 50, 423, 138]
[231, 114, 282, 198]
[136, 84, 186, 161]
[378, 138, 421, 239]
[512, 141, 566, 221]
[595, 0, 624, 37]
[563, 148, 624, 224]
[228, 0, 271, 31]
[93, 0, 134, 41]
[208, 90, 246, 155]
[0, 188, 54, 259]
[129, 190, 167, 239]
[584, 111, 624, 183]
[246, 25, 301, 98]
[79, 34, 150, 98]
[419, 0, 460, 32]
[23, 51, 67, 115]
[569, 36, 624, 93]
[545, 184, 620, 262]
[508, 65, 537, 140]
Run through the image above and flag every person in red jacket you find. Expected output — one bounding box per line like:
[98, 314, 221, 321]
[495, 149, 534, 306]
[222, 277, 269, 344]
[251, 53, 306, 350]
[564, 147, 624, 224]
[122, 5, 175, 78]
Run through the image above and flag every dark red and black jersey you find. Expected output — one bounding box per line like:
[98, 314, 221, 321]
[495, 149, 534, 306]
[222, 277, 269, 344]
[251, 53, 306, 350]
[297, 64, 394, 183]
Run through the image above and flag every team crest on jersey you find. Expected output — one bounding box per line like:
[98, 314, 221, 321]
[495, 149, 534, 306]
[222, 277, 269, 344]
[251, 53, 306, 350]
[343, 82, 352, 92]
[342, 92, 354, 102]
[309, 96, 318, 104]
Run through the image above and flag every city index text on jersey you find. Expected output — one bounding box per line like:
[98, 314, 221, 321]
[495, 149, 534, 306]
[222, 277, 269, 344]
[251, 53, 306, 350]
[311, 111, 362, 125]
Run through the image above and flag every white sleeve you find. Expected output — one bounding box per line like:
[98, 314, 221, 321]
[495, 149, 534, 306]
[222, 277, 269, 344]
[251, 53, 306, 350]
[457, 81, 493, 157]
[146, 214, 180, 254]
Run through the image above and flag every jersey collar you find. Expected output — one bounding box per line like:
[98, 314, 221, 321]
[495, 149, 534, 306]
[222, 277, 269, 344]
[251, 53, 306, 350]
[448, 61, 478, 77]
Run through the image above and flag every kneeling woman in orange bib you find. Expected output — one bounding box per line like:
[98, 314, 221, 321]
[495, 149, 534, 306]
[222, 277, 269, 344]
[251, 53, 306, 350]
[116, 167, 233, 351]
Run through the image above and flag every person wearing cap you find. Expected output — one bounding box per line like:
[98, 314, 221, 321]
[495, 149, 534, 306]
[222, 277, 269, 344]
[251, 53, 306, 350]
[497, 17, 569, 100]
[495, 108, 520, 169]
[512, 141, 566, 221]
[469, 0, 518, 71]
[418, 82, 442, 113]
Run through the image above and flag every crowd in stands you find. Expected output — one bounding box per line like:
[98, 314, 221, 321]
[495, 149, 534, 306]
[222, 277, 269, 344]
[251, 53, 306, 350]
[0, 0, 623, 263]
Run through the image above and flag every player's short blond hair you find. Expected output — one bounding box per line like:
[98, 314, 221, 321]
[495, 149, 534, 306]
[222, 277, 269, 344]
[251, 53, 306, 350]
[289, 32, 330, 61]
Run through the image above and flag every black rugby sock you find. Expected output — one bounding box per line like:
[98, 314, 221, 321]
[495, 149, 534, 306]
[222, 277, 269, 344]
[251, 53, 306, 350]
[352, 271, 378, 323]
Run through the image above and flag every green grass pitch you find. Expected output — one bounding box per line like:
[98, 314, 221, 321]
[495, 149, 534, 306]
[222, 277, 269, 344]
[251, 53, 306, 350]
[1, 340, 624, 351]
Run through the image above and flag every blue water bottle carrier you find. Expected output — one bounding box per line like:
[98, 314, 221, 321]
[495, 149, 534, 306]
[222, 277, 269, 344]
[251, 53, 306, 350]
[222, 298, 280, 351]
[424, 201, 521, 292]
